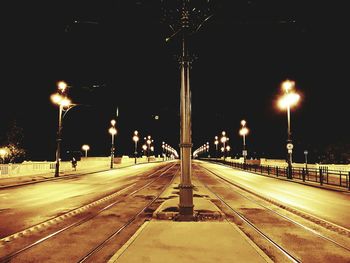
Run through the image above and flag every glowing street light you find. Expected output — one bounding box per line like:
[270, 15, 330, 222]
[57, 81, 67, 93]
[81, 144, 90, 157]
[278, 79, 300, 179]
[142, 144, 147, 157]
[304, 150, 308, 173]
[51, 80, 73, 177]
[0, 148, 9, 164]
[214, 136, 219, 159]
[109, 119, 117, 169]
[145, 135, 153, 162]
[239, 120, 249, 164]
[133, 130, 139, 164]
[162, 141, 166, 161]
[220, 131, 229, 160]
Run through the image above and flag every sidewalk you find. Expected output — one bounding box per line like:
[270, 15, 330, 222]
[108, 173, 272, 263]
[0, 160, 167, 189]
[215, 161, 350, 192]
[0, 166, 109, 188]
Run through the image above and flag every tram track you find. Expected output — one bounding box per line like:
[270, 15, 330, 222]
[0, 163, 178, 263]
[196, 164, 350, 262]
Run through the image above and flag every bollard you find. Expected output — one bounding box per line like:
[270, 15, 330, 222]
[276, 166, 279, 177]
[319, 168, 323, 186]
[267, 165, 270, 175]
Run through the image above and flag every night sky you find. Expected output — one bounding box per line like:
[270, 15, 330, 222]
[1, 1, 349, 162]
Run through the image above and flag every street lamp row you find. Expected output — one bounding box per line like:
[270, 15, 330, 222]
[193, 143, 209, 158]
[50, 79, 300, 179]
[162, 143, 179, 159]
[198, 79, 301, 178]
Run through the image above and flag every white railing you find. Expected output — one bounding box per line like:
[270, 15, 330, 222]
[0, 156, 165, 178]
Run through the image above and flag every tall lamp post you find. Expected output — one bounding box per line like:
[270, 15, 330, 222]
[109, 119, 117, 169]
[239, 120, 249, 164]
[82, 144, 90, 157]
[304, 150, 308, 173]
[162, 0, 215, 220]
[207, 142, 210, 157]
[214, 136, 219, 160]
[165, 144, 169, 160]
[146, 135, 152, 162]
[162, 141, 165, 161]
[220, 131, 228, 160]
[133, 131, 139, 164]
[226, 145, 231, 158]
[278, 79, 300, 179]
[142, 144, 147, 159]
[51, 81, 72, 177]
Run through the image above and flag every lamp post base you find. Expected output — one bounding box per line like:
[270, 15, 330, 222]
[178, 183, 194, 221]
[287, 164, 293, 179]
[176, 205, 195, 221]
[55, 162, 59, 177]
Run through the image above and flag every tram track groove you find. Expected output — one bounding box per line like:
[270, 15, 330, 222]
[0, 163, 178, 263]
[196, 164, 350, 262]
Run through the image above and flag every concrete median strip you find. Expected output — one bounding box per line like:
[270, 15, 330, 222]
[108, 220, 272, 263]
[108, 220, 151, 263]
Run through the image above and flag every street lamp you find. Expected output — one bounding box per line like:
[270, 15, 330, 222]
[133, 130, 139, 164]
[51, 81, 72, 177]
[239, 120, 249, 164]
[109, 119, 117, 169]
[220, 131, 228, 160]
[165, 143, 170, 160]
[142, 144, 147, 159]
[162, 141, 165, 161]
[214, 136, 219, 159]
[82, 144, 90, 157]
[146, 135, 152, 162]
[226, 145, 231, 158]
[278, 79, 300, 179]
[304, 150, 308, 173]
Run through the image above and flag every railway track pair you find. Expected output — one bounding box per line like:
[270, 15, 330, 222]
[1, 162, 349, 262]
[196, 164, 350, 262]
[0, 163, 179, 263]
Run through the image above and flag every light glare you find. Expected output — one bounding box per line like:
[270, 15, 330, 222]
[278, 93, 300, 109]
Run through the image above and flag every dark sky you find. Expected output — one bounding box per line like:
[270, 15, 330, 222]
[1, 1, 349, 162]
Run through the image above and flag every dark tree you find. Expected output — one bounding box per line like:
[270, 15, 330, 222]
[4, 120, 26, 163]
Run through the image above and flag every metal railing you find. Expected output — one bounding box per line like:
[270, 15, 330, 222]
[203, 158, 350, 190]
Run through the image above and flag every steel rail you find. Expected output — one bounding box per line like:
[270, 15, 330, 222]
[0, 163, 177, 262]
